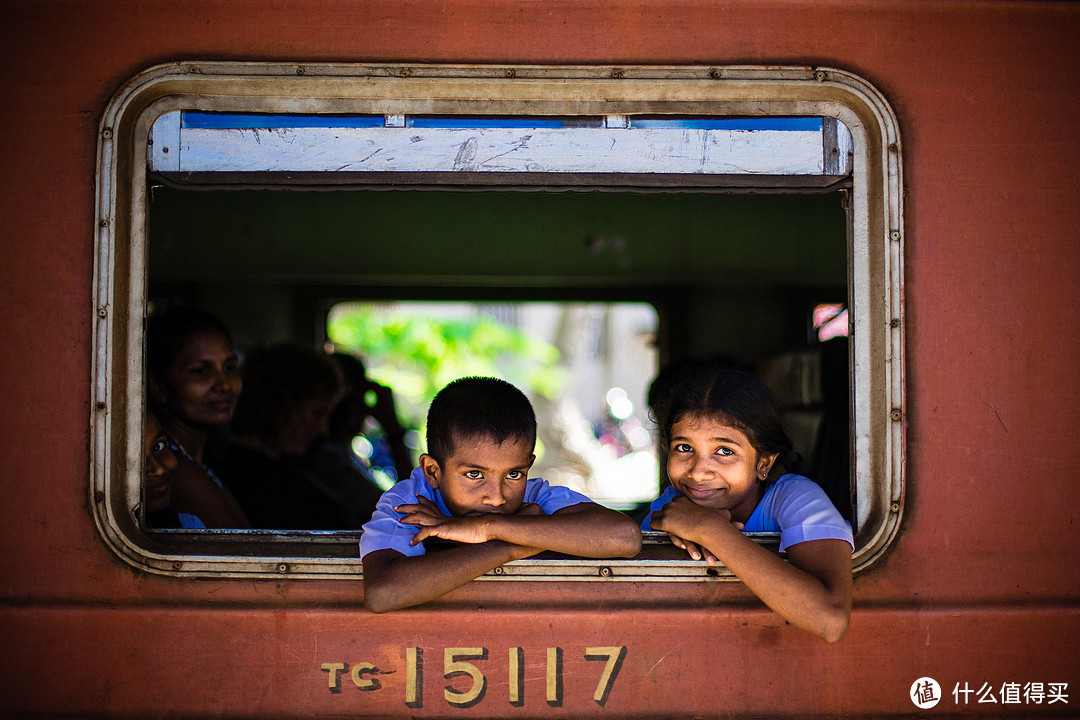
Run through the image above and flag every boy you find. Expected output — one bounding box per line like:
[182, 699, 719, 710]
[360, 377, 642, 612]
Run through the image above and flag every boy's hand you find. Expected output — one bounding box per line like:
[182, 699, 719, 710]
[397, 496, 499, 546]
[651, 495, 743, 565]
[396, 498, 546, 552]
[394, 496, 450, 529]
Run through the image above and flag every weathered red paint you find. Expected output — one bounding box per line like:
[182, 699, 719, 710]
[1, 1, 1078, 717]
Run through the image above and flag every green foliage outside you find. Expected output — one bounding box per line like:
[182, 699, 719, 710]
[327, 305, 568, 438]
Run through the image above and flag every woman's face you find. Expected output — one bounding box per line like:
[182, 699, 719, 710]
[155, 331, 241, 429]
[144, 413, 179, 513]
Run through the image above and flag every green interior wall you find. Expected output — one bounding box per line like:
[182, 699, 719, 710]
[149, 187, 847, 362]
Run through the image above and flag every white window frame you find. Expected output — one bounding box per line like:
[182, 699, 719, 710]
[92, 63, 904, 580]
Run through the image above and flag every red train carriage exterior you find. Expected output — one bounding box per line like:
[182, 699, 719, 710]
[2, 2, 1078, 718]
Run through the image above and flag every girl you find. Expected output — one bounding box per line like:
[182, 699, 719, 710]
[147, 306, 249, 528]
[144, 410, 205, 529]
[644, 367, 853, 642]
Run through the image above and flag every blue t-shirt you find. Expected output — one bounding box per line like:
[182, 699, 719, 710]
[641, 474, 853, 552]
[359, 467, 592, 558]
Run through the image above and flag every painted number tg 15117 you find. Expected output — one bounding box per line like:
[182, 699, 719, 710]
[322, 645, 627, 709]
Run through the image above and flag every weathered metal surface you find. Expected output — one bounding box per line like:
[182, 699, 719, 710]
[2, 605, 1076, 717]
[151, 111, 845, 176]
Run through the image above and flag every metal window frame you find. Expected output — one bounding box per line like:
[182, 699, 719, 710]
[92, 62, 904, 580]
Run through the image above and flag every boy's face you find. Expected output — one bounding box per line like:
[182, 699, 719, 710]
[422, 433, 535, 516]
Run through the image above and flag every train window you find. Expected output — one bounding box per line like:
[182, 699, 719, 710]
[93, 64, 903, 581]
[324, 299, 660, 509]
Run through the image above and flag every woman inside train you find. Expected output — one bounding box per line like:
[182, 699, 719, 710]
[147, 306, 250, 528]
[214, 342, 350, 530]
[642, 367, 853, 642]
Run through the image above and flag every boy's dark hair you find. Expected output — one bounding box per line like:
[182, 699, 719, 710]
[660, 367, 806, 483]
[425, 377, 536, 465]
[146, 306, 233, 382]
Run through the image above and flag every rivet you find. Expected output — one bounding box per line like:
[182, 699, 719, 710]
[493, 566, 504, 575]
[162, 147, 169, 154]
[610, 69, 625, 79]
[505, 68, 516, 78]
[890, 502, 901, 513]
[889, 142, 899, 153]
[102, 128, 113, 139]
[890, 408, 903, 422]
[296, 66, 305, 76]
[100, 219, 110, 228]
[890, 230, 901, 241]
[94, 491, 105, 503]
[708, 69, 721, 79]
[96, 401, 106, 410]
[598, 566, 612, 577]
[814, 70, 827, 82]
[890, 318, 899, 328]
[97, 307, 107, 318]
[277, 563, 289, 574]
[172, 561, 183, 571]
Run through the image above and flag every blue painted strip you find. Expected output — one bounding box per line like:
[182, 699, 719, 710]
[407, 117, 603, 128]
[629, 118, 822, 131]
[181, 112, 384, 129]
[181, 112, 821, 132]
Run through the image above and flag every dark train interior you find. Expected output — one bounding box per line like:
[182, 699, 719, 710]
[147, 179, 853, 523]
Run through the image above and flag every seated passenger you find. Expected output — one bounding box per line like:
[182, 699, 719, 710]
[330, 353, 413, 481]
[360, 376, 642, 613]
[642, 368, 853, 642]
[215, 342, 349, 530]
[144, 410, 205, 529]
[303, 354, 397, 528]
[147, 306, 249, 528]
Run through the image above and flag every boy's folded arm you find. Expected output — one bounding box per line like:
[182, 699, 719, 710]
[362, 541, 539, 613]
[484, 502, 642, 558]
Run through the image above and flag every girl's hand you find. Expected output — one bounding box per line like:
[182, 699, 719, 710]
[666, 532, 717, 565]
[652, 496, 744, 562]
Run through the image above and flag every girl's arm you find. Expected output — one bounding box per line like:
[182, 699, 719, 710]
[652, 497, 851, 642]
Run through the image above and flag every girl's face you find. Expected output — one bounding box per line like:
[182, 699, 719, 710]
[155, 331, 241, 428]
[666, 412, 777, 524]
[144, 413, 179, 513]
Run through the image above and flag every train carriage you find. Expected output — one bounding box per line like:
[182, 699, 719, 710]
[1, 2, 1078, 717]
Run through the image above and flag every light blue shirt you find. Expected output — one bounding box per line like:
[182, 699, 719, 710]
[360, 467, 592, 558]
[641, 474, 853, 552]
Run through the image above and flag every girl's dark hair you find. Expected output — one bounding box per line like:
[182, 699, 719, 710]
[660, 367, 806, 483]
[230, 342, 340, 443]
[425, 377, 536, 465]
[146, 306, 233, 382]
